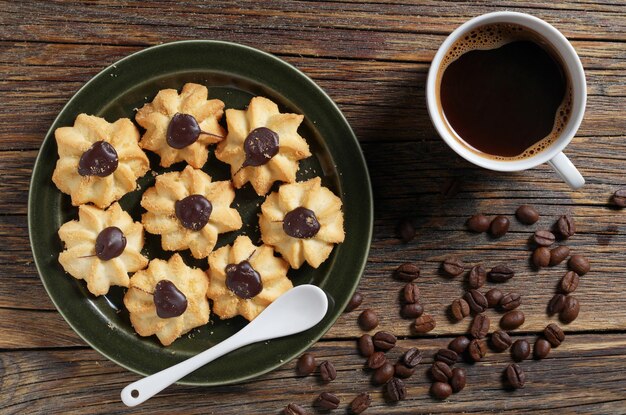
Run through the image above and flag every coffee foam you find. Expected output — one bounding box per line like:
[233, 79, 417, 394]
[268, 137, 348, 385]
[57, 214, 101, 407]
[439, 23, 572, 161]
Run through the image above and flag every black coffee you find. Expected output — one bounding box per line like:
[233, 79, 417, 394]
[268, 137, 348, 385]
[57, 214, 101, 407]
[438, 24, 571, 159]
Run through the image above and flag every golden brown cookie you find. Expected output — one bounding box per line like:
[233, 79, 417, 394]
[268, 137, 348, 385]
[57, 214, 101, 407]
[58, 203, 148, 296]
[207, 235, 293, 321]
[136, 83, 225, 168]
[215, 96, 311, 195]
[141, 165, 242, 259]
[52, 114, 150, 208]
[259, 177, 344, 269]
[123, 254, 210, 346]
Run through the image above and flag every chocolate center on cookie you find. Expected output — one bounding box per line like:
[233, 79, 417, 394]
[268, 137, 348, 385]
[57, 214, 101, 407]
[78, 141, 118, 177]
[167, 113, 202, 149]
[153, 280, 188, 318]
[174, 194, 212, 231]
[225, 260, 263, 299]
[283, 207, 320, 238]
[95, 226, 126, 261]
[242, 127, 279, 167]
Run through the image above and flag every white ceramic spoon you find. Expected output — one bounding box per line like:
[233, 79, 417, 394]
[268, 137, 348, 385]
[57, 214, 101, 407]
[121, 284, 328, 407]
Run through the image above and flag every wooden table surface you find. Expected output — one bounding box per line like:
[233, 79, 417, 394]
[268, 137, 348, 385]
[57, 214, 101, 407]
[2, 1, 626, 413]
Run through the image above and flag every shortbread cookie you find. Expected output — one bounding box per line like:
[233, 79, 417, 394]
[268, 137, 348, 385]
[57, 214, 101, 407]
[141, 165, 242, 259]
[207, 235, 293, 321]
[136, 83, 225, 168]
[58, 203, 148, 296]
[52, 114, 150, 208]
[259, 177, 345, 269]
[215, 96, 311, 195]
[123, 254, 210, 346]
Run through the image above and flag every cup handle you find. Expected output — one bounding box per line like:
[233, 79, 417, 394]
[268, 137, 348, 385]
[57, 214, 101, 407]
[547, 152, 585, 190]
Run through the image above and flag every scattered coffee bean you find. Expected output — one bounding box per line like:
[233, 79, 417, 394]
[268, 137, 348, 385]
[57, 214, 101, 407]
[402, 347, 423, 368]
[358, 334, 375, 357]
[612, 188, 626, 207]
[373, 331, 397, 351]
[435, 348, 458, 366]
[401, 303, 424, 318]
[470, 314, 490, 339]
[372, 362, 395, 385]
[568, 254, 590, 275]
[296, 353, 316, 376]
[358, 309, 379, 331]
[386, 378, 407, 402]
[491, 330, 513, 352]
[560, 295, 580, 324]
[468, 264, 487, 289]
[464, 289, 488, 314]
[488, 265, 515, 282]
[350, 392, 371, 414]
[559, 271, 580, 294]
[315, 392, 340, 410]
[486, 288, 504, 308]
[468, 339, 487, 361]
[549, 245, 570, 266]
[283, 403, 306, 415]
[544, 323, 565, 347]
[396, 218, 416, 243]
[345, 291, 363, 312]
[556, 215, 576, 239]
[499, 292, 522, 311]
[548, 294, 566, 315]
[430, 361, 453, 382]
[450, 367, 467, 393]
[500, 310, 525, 330]
[367, 351, 387, 370]
[414, 314, 436, 333]
[532, 247, 551, 268]
[319, 360, 337, 382]
[442, 257, 466, 276]
[394, 262, 420, 281]
[450, 298, 471, 321]
[534, 338, 551, 359]
[402, 283, 420, 304]
[505, 363, 525, 389]
[490, 215, 510, 237]
[467, 214, 490, 232]
[394, 362, 415, 379]
[448, 336, 471, 354]
[516, 205, 539, 224]
[511, 339, 530, 362]
[431, 382, 453, 400]
[533, 230, 556, 247]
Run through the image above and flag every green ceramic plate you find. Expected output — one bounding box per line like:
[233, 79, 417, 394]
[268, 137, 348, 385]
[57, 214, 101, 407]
[28, 41, 372, 385]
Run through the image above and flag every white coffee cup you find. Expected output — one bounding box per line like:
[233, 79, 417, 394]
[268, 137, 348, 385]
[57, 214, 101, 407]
[426, 11, 586, 189]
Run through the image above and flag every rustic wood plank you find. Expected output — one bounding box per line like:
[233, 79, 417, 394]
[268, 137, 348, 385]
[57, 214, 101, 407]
[0, 308, 84, 348]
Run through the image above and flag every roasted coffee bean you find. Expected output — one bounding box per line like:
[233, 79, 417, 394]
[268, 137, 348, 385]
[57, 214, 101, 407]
[315, 392, 340, 410]
[516, 205, 539, 224]
[491, 330, 513, 352]
[394, 262, 420, 281]
[358, 334, 374, 357]
[319, 360, 337, 382]
[544, 323, 565, 347]
[499, 292, 522, 311]
[367, 351, 387, 369]
[557, 215, 576, 239]
[372, 362, 395, 385]
[464, 289, 488, 314]
[568, 255, 590, 276]
[403, 347, 423, 368]
[345, 291, 363, 312]
[534, 338, 551, 359]
[448, 336, 471, 354]
[373, 331, 397, 351]
[350, 392, 371, 414]
[500, 310, 525, 330]
[296, 353, 316, 375]
[560, 295, 580, 323]
[533, 230, 556, 247]
[467, 214, 490, 232]
[548, 294, 566, 315]
[468, 264, 487, 289]
[511, 339, 530, 362]
[386, 378, 407, 402]
[613, 188, 626, 207]
[358, 309, 379, 331]
[488, 265, 515, 282]
[283, 403, 306, 415]
[434, 348, 458, 366]
[401, 303, 424, 318]
[505, 363, 525, 389]
[490, 215, 510, 237]
[431, 382, 453, 400]
[396, 219, 416, 243]
[532, 247, 551, 268]
[450, 367, 467, 393]
[550, 245, 571, 266]
[486, 288, 504, 308]
[414, 314, 436, 333]
[450, 298, 471, 321]
[430, 361, 453, 382]
[394, 362, 415, 379]
[470, 314, 490, 339]
[442, 257, 465, 276]
[468, 339, 487, 361]
[402, 283, 420, 304]
[559, 271, 580, 294]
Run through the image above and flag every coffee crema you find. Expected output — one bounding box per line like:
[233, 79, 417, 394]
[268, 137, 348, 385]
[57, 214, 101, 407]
[437, 23, 572, 160]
